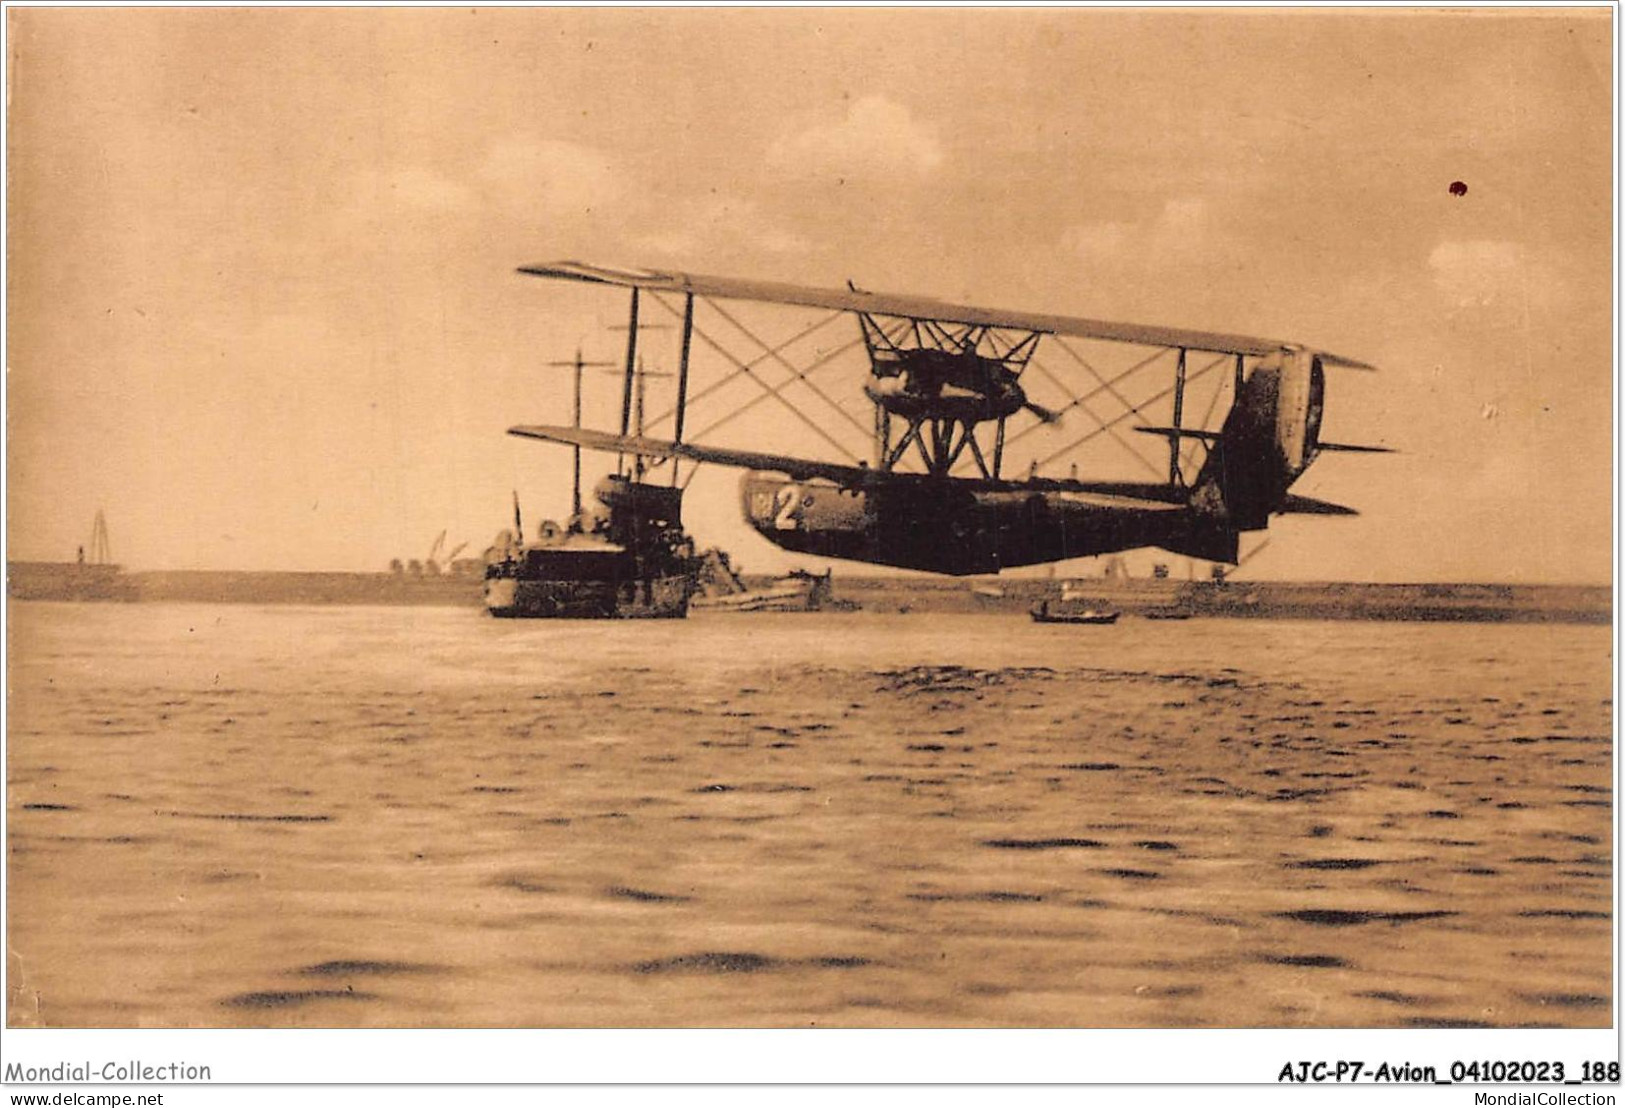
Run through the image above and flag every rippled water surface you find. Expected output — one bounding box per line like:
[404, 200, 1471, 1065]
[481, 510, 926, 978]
[6, 602, 1613, 1027]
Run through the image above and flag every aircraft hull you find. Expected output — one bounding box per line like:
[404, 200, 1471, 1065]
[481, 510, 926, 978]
[738, 473, 1233, 575]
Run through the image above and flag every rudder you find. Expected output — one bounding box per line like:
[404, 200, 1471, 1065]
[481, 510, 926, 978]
[1187, 347, 1324, 531]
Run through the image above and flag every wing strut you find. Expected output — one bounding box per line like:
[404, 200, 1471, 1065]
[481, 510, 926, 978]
[1001, 345, 1171, 455]
[699, 295, 872, 445]
[671, 292, 695, 485]
[1038, 352, 1228, 469]
[518, 261, 1377, 367]
[617, 288, 640, 476]
[647, 293, 866, 463]
[1169, 347, 1187, 487]
[642, 302, 850, 434]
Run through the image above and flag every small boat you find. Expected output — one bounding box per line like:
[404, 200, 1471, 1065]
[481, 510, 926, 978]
[1143, 608, 1193, 621]
[1030, 600, 1120, 625]
[691, 563, 853, 613]
[693, 570, 828, 613]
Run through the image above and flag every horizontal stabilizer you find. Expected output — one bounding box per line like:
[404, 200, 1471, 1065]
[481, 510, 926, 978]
[1317, 442, 1395, 453]
[1278, 494, 1359, 516]
[1134, 426, 1223, 443]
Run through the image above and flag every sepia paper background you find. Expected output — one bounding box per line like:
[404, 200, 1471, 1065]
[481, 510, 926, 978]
[6, 7, 1613, 584]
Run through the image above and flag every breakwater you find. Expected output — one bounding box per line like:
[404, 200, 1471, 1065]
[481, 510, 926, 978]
[5, 564, 1609, 623]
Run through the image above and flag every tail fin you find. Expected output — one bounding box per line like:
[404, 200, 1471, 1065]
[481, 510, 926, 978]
[1185, 347, 1325, 530]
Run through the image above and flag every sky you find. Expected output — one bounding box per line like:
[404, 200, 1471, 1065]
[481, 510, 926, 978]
[6, 7, 1614, 583]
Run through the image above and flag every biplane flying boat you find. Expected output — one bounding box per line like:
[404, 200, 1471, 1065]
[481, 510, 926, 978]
[509, 261, 1386, 576]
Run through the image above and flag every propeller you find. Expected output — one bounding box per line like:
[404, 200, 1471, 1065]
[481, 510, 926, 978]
[1023, 399, 1063, 424]
[1012, 378, 1061, 423]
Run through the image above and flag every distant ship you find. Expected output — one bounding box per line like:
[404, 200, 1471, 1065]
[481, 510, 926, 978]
[482, 476, 698, 619]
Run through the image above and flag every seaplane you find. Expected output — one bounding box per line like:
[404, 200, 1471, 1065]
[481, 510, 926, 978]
[507, 261, 1387, 576]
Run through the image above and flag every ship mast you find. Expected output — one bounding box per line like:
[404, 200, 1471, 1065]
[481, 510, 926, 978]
[546, 348, 615, 524]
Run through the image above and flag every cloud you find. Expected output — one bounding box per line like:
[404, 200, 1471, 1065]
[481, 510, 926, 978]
[1061, 197, 1218, 267]
[478, 137, 623, 217]
[381, 166, 475, 213]
[633, 195, 818, 260]
[1426, 239, 1527, 310]
[1060, 218, 1135, 260]
[346, 165, 476, 222]
[343, 137, 623, 229]
[766, 96, 944, 180]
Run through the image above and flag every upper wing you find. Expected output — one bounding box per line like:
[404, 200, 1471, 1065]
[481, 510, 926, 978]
[518, 260, 1376, 369]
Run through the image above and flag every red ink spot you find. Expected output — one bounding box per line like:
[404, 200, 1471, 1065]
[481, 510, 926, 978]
[1449, 181, 1468, 197]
